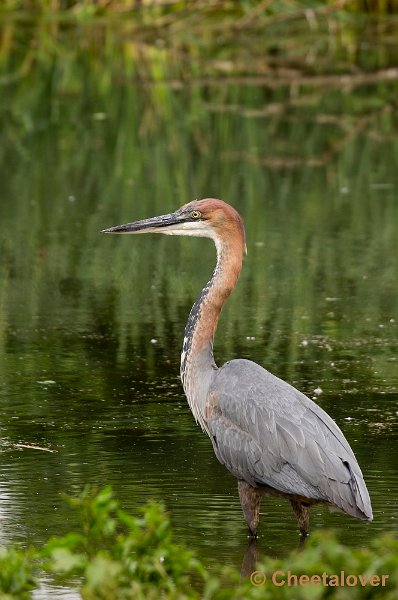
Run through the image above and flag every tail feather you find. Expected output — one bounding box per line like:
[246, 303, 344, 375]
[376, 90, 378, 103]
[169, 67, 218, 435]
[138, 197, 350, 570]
[341, 459, 373, 521]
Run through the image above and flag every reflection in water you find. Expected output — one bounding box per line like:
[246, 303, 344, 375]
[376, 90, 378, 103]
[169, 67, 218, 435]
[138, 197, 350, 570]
[241, 539, 259, 578]
[0, 14, 398, 598]
[241, 534, 309, 579]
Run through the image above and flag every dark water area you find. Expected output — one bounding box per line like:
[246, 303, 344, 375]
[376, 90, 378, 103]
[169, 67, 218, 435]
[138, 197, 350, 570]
[0, 13, 398, 597]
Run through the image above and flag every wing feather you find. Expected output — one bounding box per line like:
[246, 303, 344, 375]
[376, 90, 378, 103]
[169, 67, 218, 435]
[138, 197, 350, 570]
[207, 359, 372, 521]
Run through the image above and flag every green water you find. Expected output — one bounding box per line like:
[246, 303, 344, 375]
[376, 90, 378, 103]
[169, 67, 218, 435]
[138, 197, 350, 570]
[0, 14, 398, 597]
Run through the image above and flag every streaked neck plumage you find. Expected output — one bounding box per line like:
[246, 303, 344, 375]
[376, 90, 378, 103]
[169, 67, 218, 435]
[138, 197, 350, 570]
[180, 231, 244, 432]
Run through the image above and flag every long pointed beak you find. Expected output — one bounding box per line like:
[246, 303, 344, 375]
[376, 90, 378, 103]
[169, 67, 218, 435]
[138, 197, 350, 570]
[101, 211, 181, 234]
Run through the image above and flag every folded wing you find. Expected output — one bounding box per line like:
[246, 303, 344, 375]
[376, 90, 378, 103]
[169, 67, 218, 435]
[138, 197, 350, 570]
[207, 359, 372, 521]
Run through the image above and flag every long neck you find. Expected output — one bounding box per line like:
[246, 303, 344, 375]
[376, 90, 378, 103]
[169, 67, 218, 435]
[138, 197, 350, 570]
[180, 234, 244, 430]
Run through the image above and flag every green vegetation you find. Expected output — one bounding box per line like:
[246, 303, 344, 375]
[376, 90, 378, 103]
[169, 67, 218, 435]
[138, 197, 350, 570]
[0, 487, 397, 598]
[0, 0, 397, 16]
[1, 0, 398, 95]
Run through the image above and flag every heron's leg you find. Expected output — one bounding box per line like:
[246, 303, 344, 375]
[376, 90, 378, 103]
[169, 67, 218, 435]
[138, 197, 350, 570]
[238, 480, 262, 538]
[290, 499, 310, 537]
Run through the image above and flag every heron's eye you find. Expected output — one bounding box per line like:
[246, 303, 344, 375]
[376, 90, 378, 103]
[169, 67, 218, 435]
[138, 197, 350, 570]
[191, 210, 202, 219]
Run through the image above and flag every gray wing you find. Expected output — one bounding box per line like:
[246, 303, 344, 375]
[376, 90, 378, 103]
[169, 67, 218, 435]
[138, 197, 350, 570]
[206, 359, 372, 521]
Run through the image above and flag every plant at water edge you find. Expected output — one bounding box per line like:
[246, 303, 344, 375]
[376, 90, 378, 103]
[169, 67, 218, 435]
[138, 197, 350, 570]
[1, 486, 398, 598]
[0, 546, 36, 599]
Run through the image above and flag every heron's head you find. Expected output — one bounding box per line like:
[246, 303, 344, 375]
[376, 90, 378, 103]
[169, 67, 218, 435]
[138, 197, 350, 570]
[102, 198, 246, 251]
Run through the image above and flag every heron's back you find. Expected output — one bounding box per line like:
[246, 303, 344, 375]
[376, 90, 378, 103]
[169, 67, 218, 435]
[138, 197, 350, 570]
[206, 359, 372, 521]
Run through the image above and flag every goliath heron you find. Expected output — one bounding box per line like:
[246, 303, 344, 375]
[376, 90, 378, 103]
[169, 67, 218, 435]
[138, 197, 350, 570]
[103, 198, 373, 537]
